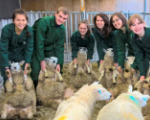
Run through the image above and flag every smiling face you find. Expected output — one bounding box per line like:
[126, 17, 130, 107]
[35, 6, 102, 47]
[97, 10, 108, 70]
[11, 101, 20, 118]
[55, 11, 68, 25]
[96, 16, 105, 30]
[129, 18, 145, 36]
[13, 14, 27, 31]
[79, 23, 88, 37]
[112, 15, 123, 29]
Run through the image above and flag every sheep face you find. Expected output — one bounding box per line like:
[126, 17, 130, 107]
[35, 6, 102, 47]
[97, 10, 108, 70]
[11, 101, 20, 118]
[124, 56, 135, 72]
[103, 48, 114, 57]
[130, 91, 150, 107]
[91, 84, 111, 101]
[78, 47, 87, 55]
[45, 57, 58, 68]
[10, 61, 25, 74]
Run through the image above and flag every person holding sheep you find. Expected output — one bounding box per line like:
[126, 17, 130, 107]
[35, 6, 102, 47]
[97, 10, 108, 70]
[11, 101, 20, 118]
[128, 14, 150, 81]
[0, 9, 33, 88]
[92, 13, 118, 67]
[31, 7, 69, 88]
[70, 19, 94, 66]
[110, 12, 138, 73]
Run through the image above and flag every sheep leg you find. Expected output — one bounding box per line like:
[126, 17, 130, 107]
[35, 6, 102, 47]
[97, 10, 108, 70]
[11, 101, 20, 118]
[44, 69, 49, 78]
[56, 71, 63, 81]
[98, 70, 104, 81]
[85, 64, 91, 73]
[74, 63, 77, 69]
[8, 77, 13, 84]
[20, 106, 33, 119]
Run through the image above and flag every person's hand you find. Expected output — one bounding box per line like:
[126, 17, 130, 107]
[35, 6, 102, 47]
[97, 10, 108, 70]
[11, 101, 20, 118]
[86, 59, 90, 66]
[73, 58, 77, 64]
[40, 60, 46, 71]
[56, 64, 60, 73]
[117, 66, 122, 73]
[132, 68, 136, 73]
[114, 63, 118, 67]
[140, 76, 145, 81]
[24, 63, 29, 74]
[5, 67, 11, 78]
[100, 60, 103, 64]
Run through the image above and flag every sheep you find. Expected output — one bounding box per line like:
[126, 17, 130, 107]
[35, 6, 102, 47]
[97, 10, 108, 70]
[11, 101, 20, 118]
[98, 48, 116, 89]
[69, 47, 97, 89]
[96, 85, 150, 120]
[0, 61, 36, 119]
[53, 82, 112, 120]
[123, 56, 139, 86]
[36, 57, 74, 109]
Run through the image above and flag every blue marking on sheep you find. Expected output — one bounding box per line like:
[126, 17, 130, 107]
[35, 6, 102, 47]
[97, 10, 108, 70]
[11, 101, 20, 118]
[98, 90, 101, 94]
[129, 96, 139, 105]
[143, 98, 148, 102]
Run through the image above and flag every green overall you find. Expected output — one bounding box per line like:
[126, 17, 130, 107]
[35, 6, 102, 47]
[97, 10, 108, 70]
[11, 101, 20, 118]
[130, 27, 150, 76]
[92, 27, 118, 63]
[70, 31, 94, 59]
[115, 25, 137, 69]
[0, 23, 33, 82]
[31, 16, 65, 84]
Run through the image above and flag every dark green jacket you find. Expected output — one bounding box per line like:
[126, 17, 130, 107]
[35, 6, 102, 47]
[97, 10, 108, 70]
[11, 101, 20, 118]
[130, 27, 150, 76]
[32, 16, 65, 64]
[115, 25, 134, 68]
[0, 23, 33, 67]
[70, 31, 94, 59]
[92, 27, 118, 63]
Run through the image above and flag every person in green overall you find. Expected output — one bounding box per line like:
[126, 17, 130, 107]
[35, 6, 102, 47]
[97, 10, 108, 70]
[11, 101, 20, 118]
[128, 14, 150, 81]
[110, 12, 137, 73]
[0, 9, 33, 87]
[31, 7, 69, 88]
[70, 19, 94, 65]
[92, 13, 118, 67]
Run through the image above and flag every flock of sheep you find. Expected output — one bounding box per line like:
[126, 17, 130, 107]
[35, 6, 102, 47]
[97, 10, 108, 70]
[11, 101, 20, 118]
[0, 47, 150, 120]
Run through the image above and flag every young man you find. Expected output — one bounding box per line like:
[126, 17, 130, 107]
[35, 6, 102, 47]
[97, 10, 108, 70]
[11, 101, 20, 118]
[31, 7, 69, 88]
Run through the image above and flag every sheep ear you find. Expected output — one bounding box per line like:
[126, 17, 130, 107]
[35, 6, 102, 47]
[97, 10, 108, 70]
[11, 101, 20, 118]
[20, 60, 25, 66]
[103, 49, 107, 53]
[92, 81, 99, 85]
[128, 85, 133, 93]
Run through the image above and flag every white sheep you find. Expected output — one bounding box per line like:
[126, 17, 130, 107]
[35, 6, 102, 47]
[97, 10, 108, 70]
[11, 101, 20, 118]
[69, 48, 97, 89]
[1, 61, 36, 119]
[98, 48, 116, 89]
[96, 85, 150, 120]
[123, 56, 139, 86]
[53, 82, 111, 120]
[36, 57, 74, 109]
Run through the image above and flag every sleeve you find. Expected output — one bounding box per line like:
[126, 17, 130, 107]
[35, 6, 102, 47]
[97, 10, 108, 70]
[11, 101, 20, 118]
[55, 29, 65, 64]
[111, 32, 118, 63]
[87, 34, 94, 59]
[131, 39, 146, 76]
[25, 27, 34, 63]
[70, 34, 78, 59]
[116, 33, 125, 68]
[34, 19, 47, 61]
[0, 27, 10, 67]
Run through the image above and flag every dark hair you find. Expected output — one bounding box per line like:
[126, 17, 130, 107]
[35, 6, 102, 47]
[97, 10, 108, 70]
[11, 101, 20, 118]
[12, 9, 31, 37]
[93, 13, 110, 38]
[78, 19, 91, 36]
[57, 7, 69, 15]
[110, 12, 127, 31]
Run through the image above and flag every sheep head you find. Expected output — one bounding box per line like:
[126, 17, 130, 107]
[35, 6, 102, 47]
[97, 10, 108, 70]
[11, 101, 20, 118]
[90, 82, 112, 101]
[103, 48, 114, 58]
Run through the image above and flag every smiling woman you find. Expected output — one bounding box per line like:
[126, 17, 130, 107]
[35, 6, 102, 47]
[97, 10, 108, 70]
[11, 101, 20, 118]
[0, 9, 33, 90]
[70, 19, 94, 66]
[110, 12, 138, 73]
[128, 14, 150, 81]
